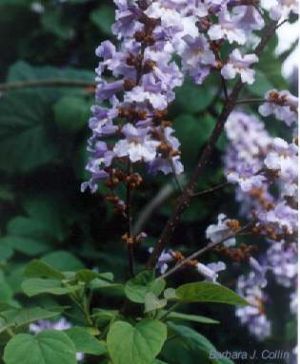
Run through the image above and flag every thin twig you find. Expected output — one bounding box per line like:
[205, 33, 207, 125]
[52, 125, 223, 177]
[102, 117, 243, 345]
[0, 79, 96, 92]
[235, 98, 266, 105]
[192, 182, 230, 198]
[161, 224, 252, 279]
[220, 75, 229, 101]
[146, 19, 278, 269]
[126, 160, 135, 277]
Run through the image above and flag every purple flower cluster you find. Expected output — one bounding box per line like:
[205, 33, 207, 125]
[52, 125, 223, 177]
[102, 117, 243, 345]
[224, 110, 298, 340]
[235, 272, 271, 341]
[224, 111, 298, 239]
[82, 0, 184, 194]
[83, 0, 275, 195]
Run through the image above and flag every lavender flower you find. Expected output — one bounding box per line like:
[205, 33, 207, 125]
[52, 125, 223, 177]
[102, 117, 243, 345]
[208, 9, 246, 45]
[259, 89, 298, 126]
[266, 242, 297, 287]
[180, 35, 216, 85]
[206, 213, 237, 247]
[235, 274, 271, 341]
[270, 0, 299, 20]
[196, 261, 226, 282]
[149, 248, 175, 274]
[221, 49, 258, 84]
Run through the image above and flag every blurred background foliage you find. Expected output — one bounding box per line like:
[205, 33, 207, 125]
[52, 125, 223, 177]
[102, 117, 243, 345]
[0, 1, 297, 363]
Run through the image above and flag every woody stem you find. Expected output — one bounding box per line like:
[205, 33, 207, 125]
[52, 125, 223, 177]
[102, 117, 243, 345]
[147, 19, 278, 270]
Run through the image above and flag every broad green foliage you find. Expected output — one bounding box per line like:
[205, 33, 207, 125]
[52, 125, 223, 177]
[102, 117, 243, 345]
[90, 5, 115, 35]
[3, 330, 77, 364]
[125, 271, 166, 303]
[165, 323, 234, 364]
[175, 282, 248, 306]
[22, 278, 82, 297]
[107, 320, 167, 364]
[0, 1, 296, 364]
[0, 306, 62, 335]
[65, 327, 107, 356]
[0, 91, 59, 173]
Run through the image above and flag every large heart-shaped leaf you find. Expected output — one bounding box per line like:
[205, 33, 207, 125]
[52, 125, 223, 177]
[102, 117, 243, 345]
[176, 282, 248, 306]
[107, 320, 167, 364]
[4, 330, 76, 364]
[0, 91, 59, 173]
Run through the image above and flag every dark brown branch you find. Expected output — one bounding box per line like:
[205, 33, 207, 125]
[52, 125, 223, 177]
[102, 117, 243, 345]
[147, 20, 278, 269]
[161, 224, 252, 279]
[126, 161, 135, 277]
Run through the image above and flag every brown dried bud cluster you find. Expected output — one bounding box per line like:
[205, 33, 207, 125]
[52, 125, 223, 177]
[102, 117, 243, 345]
[119, 107, 148, 121]
[249, 187, 275, 211]
[105, 194, 126, 216]
[122, 232, 147, 245]
[126, 173, 143, 189]
[251, 224, 284, 241]
[226, 219, 241, 232]
[123, 79, 137, 91]
[215, 243, 257, 263]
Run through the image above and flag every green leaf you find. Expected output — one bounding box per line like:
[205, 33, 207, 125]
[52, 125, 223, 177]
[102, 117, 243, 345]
[22, 278, 81, 297]
[247, 70, 274, 97]
[75, 269, 99, 283]
[4, 330, 77, 364]
[90, 5, 114, 34]
[125, 271, 166, 303]
[24, 260, 64, 280]
[0, 236, 50, 256]
[8, 61, 93, 85]
[0, 244, 14, 261]
[0, 307, 62, 334]
[0, 271, 13, 302]
[92, 309, 118, 326]
[0, 91, 59, 173]
[176, 282, 248, 306]
[144, 293, 167, 313]
[166, 323, 233, 364]
[107, 320, 167, 364]
[163, 288, 177, 301]
[164, 311, 219, 324]
[41, 251, 84, 271]
[41, 9, 74, 40]
[0, 185, 14, 202]
[7, 216, 51, 239]
[174, 114, 214, 168]
[175, 79, 215, 113]
[22, 194, 69, 241]
[65, 327, 107, 356]
[54, 96, 91, 133]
